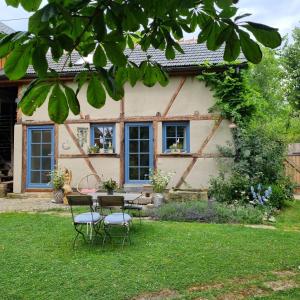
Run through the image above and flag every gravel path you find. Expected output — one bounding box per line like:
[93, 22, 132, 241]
[0, 197, 67, 213]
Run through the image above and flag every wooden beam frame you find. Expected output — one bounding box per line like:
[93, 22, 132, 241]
[175, 118, 223, 188]
[64, 124, 97, 174]
[20, 113, 220, 126]
[162, 77, 187, 117]
[21, 125, 27, 193]
[119, 98, 125, 187]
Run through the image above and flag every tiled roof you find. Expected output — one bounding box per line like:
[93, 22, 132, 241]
[0, 22, 15, 35]
[26, 43, 246, 76]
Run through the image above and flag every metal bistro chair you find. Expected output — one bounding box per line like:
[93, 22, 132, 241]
[67, 194, 103, 248]
[124, 193, 143, 225]
[98, 196, 132, 248]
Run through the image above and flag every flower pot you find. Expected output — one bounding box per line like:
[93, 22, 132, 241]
[53, 189, 64, 203]
[153, 193, 164, 207]
[107, 189, 114, 195]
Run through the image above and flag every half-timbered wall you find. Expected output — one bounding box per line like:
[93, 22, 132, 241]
[13, 75, 233, 193]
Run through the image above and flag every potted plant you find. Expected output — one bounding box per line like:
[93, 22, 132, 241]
[108, 141, 114, 154]
[49, 168, 65, 203]
[102, 178, 118, 195]
[88, 144, 100, 154]
[149, 169, 173, 207]
[170, 143, 177, 153]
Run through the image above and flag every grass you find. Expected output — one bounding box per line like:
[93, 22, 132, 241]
[0, 203, 300, 299]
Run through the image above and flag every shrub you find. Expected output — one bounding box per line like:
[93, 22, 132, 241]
[209, 127, 295, 209]
[150, 201, 265, 224]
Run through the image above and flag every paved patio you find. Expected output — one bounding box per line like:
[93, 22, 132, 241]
[0, 197, 66, 213]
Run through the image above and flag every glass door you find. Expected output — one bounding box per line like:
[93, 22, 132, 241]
[27, 126, 54, 188]
[125, 123, 153, 183]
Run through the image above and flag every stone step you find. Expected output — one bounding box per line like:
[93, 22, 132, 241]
[6, 192, 53, 199]
[123, 184, 144, 193]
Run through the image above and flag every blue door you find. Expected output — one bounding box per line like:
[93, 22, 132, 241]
[125, 123, 153, 184]
[27, 126, 55, 188]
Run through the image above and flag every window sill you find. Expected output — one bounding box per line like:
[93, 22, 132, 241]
[88, 153, 120, 158]
[158, 153, 192, 157]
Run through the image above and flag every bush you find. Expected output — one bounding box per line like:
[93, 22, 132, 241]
[209, 127, 295, 209]
[150, 201, 265, 224]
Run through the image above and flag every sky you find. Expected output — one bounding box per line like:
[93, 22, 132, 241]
[0, 0, 299, 38]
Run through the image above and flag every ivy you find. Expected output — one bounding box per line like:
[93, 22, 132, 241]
[197, 65, 257, 124]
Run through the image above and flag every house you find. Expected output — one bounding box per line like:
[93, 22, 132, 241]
[0, 41, 246, 193]
[0, 22, 16, 186]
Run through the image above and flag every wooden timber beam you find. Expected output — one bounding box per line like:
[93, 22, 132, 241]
[20, 113, 221, 126]
[63, 124, 97, 174]
[175, 117, 223, 189]
[285, 158, 300, 174]
[162, 76, 187, 117]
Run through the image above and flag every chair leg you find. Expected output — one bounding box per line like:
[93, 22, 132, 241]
[73, 224, 86, 249]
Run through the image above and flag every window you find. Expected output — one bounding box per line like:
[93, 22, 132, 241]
[91, 124, 115, 153]
[163, 122, 190, 153]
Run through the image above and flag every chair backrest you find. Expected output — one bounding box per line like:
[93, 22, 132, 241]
[67, 194, 93, 206]
[76, 173, 101, 195]
[98, 196, 124, 208]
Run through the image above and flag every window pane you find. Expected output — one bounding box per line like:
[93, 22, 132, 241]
[129, 141, 138, 153]
[177, 126, 186, 138]
[31, 131, 41, 143]
[140, 127, 149, 139]
[129, 154, 139, 166]
[104, 127, 113, 139]
[166, 126, 176, 137]
[31, 158, 40, 170]
[129, 167, 139, 180]
[177, 138, 185, 150]
[42, 144, 52, 156]
[140, 168, 150, 181]
[31, 144, 41, 156]
[166, 138, 176, 150]
[140, 154, 149, 166]
[31, 171, 40, 183]
[140, 141, 149, 153]
[41, 171, 50, 184]
[94, 127, 103, 139]
[42, 158, 52, 170]
[129, 127, 138, 139]
[42, 131, 51, 143]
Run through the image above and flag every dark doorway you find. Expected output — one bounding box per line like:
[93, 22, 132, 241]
[0, 86, 17, 183]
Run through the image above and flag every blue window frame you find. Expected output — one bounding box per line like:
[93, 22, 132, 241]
[125, 123, 153, 184]
[27, 126, 54, 189]
[90, 124, 115, 153]
[163, 122, 190, 153]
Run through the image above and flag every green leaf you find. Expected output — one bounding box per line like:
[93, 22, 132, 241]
[48, 84, 69, 124]
[234, 13, 251, 21]
[224, 29, 240, 61]
[166, 44, 175, 59]
[103, 42, 127, 67]
[128, 64, 140, 87]
[243, 22, 282, 49]
[239, 30, 262, 64]
[154, 65, 169, 87]
[197, 19, 213, 43]
[75, 71, 89, 94]
[93, 45, 107, 68]
[19, 83, 52, 116]
[0, 33, 17, 58]
[219, 7, 238, 18]
[5, 0, 20, 8]
[207, 22, 222, 50]
[87, 75, 106, 108]
[20, 0, 42, 11]
[4, 43, 32, 80]
[215, 0, 233, 9]
[32, 45, 48, 77]
[143, 65, 156, 87]
[64, 85, 80, 115]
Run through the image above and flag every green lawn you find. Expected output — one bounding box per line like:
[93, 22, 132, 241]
[1, 204, 300, 299]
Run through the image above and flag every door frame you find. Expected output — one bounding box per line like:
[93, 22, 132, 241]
[26, 126, 55, 189]
[124, 122, 153, 184]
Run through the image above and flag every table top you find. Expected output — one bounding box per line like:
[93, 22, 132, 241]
[88, 192, 142, 202]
